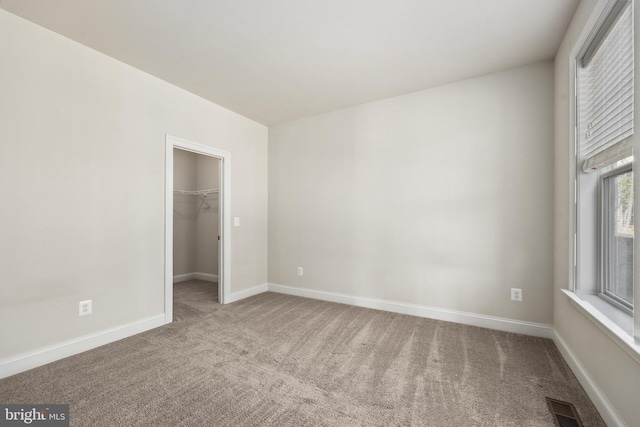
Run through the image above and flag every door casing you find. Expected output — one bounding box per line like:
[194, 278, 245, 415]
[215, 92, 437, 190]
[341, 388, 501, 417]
[165, 134, 232, 323]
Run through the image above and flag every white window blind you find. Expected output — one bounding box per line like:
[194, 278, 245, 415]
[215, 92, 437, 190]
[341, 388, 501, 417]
[579, 1, 634, 163]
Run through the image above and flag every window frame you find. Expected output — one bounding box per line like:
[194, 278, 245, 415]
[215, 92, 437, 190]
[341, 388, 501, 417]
[575, 0, 635, 313]
[566, 0, 640, 356]
[599, 162, 634, 313]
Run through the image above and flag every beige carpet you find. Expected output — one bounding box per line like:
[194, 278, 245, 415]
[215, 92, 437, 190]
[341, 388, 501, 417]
[0, 280, 605, 426]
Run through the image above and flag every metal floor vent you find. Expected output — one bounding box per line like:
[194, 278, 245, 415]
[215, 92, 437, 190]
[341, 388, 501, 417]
[546, 397, 584, 427]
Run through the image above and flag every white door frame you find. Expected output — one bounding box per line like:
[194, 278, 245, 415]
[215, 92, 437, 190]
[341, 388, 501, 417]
[165, 134, 232, 323]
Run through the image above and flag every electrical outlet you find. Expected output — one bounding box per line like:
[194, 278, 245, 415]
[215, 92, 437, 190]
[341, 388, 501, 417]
[79, 300, 92, 316]
[297, 267, 303, 276]
[511, 288, 522, 302]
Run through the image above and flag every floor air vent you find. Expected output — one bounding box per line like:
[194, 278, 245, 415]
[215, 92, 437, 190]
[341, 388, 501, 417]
[546, 397, 584, 427]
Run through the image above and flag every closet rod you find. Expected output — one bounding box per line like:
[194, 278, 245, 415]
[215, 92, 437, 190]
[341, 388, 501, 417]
[173, 189, 219, 196]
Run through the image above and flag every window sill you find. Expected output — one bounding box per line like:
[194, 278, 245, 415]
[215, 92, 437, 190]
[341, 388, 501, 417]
[561, 289, 640, 365]
[579, 294, 632, 335]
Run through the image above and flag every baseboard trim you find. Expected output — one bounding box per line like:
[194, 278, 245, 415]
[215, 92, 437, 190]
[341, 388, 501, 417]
[227, 283, 269, 304]
[173, 273, 195, 283]
[268, 283, 553, 338]
[173, 272, 218, 283]
[0, 314, 165, 380]
[194, 272, 218, 282]
[552, 329, 626, 427]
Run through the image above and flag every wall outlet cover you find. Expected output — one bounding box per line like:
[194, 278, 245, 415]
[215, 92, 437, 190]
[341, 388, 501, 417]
[511, 288, 522, 302]
[79, 300, 92, 316]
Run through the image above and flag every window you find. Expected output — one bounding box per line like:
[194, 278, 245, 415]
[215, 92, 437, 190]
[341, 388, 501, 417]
[575, 0, 634, 315]
[601, 161, 633, 311]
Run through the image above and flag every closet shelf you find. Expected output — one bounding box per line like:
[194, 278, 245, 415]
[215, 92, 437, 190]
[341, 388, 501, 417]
[173, 189, 219, 196]
[174, 189, 218, 209]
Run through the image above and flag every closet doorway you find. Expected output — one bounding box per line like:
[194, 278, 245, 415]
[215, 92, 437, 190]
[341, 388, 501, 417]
[164, 135, 232, 324]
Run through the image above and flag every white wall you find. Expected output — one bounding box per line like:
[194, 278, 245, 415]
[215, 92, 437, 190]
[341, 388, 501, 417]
[195, 155, 219, 276]
[173, 149, 198, 276]
[554, 1, 640, 426]
[0, 9, 268, 360]
[269, 62, 555, 325]
[172, 150, 220, 279]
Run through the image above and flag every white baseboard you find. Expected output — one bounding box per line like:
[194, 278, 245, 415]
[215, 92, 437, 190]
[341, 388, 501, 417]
[0, 314, 165, 379]
[173, 273, 195, 283]
[268, 283, 553, 338]
[194, 272, 218, 282]
[0, 283, 552, 381]
[552, 330, 626, 427]
[227, 283, 269, 304]
[173, 272, 218, 284]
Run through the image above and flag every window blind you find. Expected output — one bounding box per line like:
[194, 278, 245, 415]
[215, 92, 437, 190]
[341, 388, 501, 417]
[579, 1, 634, 163]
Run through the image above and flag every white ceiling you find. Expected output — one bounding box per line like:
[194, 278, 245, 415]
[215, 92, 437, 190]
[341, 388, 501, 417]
[1, 0, 579, 125]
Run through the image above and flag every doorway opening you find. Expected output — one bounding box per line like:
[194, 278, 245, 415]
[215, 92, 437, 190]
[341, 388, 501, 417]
[165, 135, 232, 324]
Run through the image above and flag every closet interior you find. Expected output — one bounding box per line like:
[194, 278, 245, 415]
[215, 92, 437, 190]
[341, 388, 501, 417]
[173, 148, 221, 306]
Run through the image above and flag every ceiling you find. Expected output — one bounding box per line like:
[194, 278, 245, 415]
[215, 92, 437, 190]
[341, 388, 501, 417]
[1, 0, 579, 125]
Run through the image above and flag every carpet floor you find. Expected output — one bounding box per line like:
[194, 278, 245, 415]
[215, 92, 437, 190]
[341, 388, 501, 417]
[0, 280, 605, 426]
